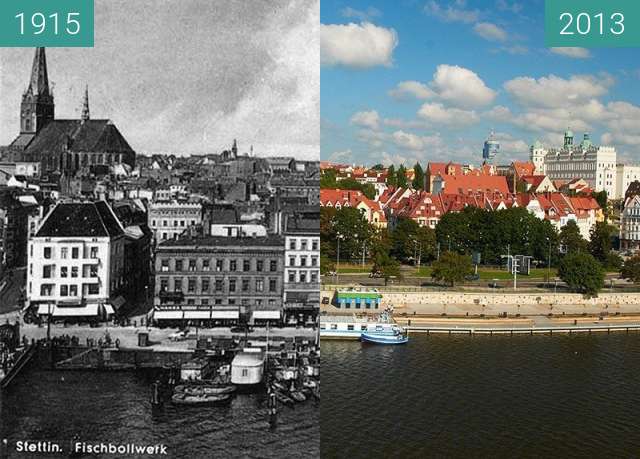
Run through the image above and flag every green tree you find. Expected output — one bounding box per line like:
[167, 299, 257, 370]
[559, 220, 587, 254]
[431, 252, 473, 287]
[320, 254, 335, 275]
[391, 218, 436, 263]
[320, 169, 337, 189]
[621, 255, 640, 283]
[588, 221, 616, 265]
[558, 251, 605, 296]
[371, 164, 385, 170]
[336, 177, 376, 199]
[371, 250, 401, 286]
[412, 162, 425, 190]
[396, 164, 408, 188]
[592, 190, 608, 220]
[386, 165, 397, 187]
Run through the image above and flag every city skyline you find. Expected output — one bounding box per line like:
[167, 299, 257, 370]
[321, 0, 640, 167]
[0, 0, 319, 159]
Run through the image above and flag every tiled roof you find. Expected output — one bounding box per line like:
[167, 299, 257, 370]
[157, 234, 284, 248]
[36, 201, 124, 238]
[437, 174, 509, 195]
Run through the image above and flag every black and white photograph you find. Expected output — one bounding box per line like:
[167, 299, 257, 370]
[0, 1, 319, 457]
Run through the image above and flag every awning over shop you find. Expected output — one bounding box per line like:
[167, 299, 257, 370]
[103, 304, 115, 315]
[183, 310, 211, 320]
[210, 310, 239, 320]
[37, 304, 55, 315]
[37, 303, 101, 317]
[154, 310, 184, 320]
[253, 310, 281, 320]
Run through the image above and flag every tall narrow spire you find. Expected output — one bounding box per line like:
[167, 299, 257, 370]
[28, 47, 50, 96]
[81, 85, 90, 121]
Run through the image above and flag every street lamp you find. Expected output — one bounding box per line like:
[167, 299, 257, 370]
[336, 233, 344, 284]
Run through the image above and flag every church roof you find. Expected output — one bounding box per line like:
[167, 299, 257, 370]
[27, 48, 50, 96]
[36, 201, 125, 238]
[10, 119, 134, 159]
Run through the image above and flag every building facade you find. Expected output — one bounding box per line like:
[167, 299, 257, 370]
[616, 164, 640, 200]
[620, 194, 640, 251]
[27, 202, 126, 320]
[148, 201, 202, 241]
[531, 131, 617, 198]
[152, 235, 285, 326]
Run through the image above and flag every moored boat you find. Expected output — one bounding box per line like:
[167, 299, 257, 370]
[360, 331, 409, 345]
[171, 392, 232, 405]
[174, 384, 236, 395]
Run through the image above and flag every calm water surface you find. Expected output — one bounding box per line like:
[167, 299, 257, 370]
[322, 333, 640, 458]
[0, 365, 319, 458]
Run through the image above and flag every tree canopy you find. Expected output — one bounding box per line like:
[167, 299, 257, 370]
[558, 251, 604, 296]
[431, 252, 473, 287]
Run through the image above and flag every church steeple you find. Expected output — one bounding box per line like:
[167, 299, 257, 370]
[20, 47, 55, 134]
[81, 85, 90, 122]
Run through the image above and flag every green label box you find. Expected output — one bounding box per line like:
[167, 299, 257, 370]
[545, 0, 640, 47]
[0, 0, 94, 47]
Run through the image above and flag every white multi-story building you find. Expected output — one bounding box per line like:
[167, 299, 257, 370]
[27, 201, 126, 320]
[530, 130, 617, 198]
[616, 164, 640, 200]
[148, 201, 202, 241]
[282, 213, 319, 325]
[620, 194, 640, 252]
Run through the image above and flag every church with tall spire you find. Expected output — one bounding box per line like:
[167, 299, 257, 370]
[2, 47, 136, 179]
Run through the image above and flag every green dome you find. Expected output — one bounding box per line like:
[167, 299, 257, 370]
[532, 140, 543, 149]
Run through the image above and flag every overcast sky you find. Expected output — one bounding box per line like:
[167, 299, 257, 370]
[0, 0, 319, 159]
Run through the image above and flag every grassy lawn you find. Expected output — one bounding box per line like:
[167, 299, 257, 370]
[336, 263, 372, 273]
[416, 266, 557, 280]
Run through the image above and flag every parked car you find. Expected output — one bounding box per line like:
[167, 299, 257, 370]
[465, 274, 480, 281]
[169, 329, 190, 341]
[369, 271, 383, 278]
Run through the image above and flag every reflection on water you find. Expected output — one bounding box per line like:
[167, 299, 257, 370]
[322, 333, 640, 459]
[0, 367, 319, 458]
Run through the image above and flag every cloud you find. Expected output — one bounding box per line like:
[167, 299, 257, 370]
[504, 74, 611, 109]
[328, 149, 353, 162]
[350, 110, 381, 130]
[356, 128, 388, 148]
[321, 22, 398, 68]
[388, 80, 435, 100]
[424, 0, 479, 24]
[496, 0, 523, 14]
[473, 22, 507, 42]
[493, 131, 529, 153]
[550, 47, 591, 59]
[494, 45, 528, 55]
[341, 6, 381, 21]
[391, 130, 444, 151]
[418, 102, 479, 126]
[485, 105, 513, 122]
[431, 64, 496, 108]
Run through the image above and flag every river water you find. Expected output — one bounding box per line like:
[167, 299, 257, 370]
[0, 365, 319, 458]
[321, 333, 640, 458]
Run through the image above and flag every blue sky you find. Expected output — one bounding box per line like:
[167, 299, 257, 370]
[321, 0, 640, 167]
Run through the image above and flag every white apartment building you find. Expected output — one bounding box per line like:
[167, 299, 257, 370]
[283, 214, 320, 325]
[620, 195, 640, 251]
[530, 131, 617, 198]
[27, 201, 126, 320]
[148, 201, 202, 241]
[616, 164, 640, 200]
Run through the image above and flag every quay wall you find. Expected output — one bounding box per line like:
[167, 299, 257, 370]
[321, 290, 640, 315]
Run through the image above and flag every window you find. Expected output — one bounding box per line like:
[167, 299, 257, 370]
[230, 260, 237, 272]
[60, 285, 68, 296]
[174, 278, 182, 291]
[312, 240, 318, 251]
[311, 256, 318, 267]
[90, 247, 98, 258]
[69, 285, 78, 296]
[88, 284, 99, 295]
[61, 248, 68, 259]
[257, 260, 264, 271]
[43, 265, 54, 278]
[71, 267, 78, 278]
[301, 239, 308, 250]
[255, 299, 262, 306]
[215, 279, 223, 292]
[300, 272, 306, 283]
[201, 299, 209, 306]
[188, 278, 196, 292]
[270, 260, 277, 271]
[203, 259, 210, 271]
[289, 239, 296, 250]
[242, 279, 250, 292]
[189, 259, 196, 271]
[256, 279, 264, 292]
[187, 299, 195, 305]
[289, 257, 296, 266]
[229, 279, 236, 292]
[300, 257, 307, 267]
[161, 259, 169, 272]
[288, 271, 296, 282]
[61, 267, 68, 278]
[160, 278, 168, 292]
[269, 279, 277, 292]
[40, 284, 53, 296]
[175, 260, 183, 271]
[72, 247, 79, 259]
[243, 260, 250, 271]
[216, 260, 223, 271]
[311, 271, 318, 283]
[44, 247, 52, 259]
[215, 299, 222, 305]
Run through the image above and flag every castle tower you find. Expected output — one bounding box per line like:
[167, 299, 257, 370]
[20, 47, 55, 134]
[563, 127, 574, 149]
[81, 85, 90, 122]
[530, 140, 546, 175]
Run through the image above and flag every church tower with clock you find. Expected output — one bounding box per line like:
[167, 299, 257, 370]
[20, 47, 55, 134]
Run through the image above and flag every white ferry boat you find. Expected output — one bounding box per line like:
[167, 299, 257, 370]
[320, 313, 404, 340]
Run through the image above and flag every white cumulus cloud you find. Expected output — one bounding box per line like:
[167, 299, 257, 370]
[473, 22, 507, 42]
[388, 81, 435, 100]
[418, 102, 479, 126]
[504, 74, 611, 109]
[431, 64, 497, 108]
[550, 47, 591, 59]
[350, 110, 381, 130]
[321, 22, 398, 68]
[391, 130, 443, 151]
[424, 0, 479, 23]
